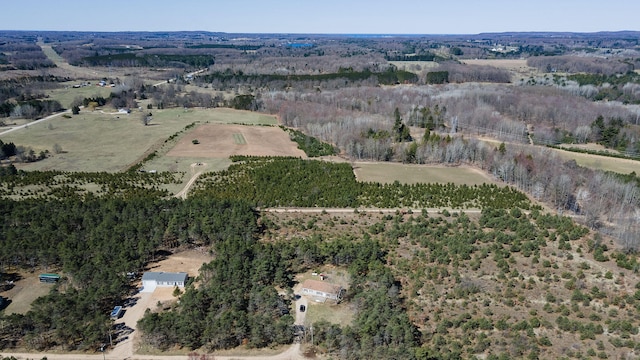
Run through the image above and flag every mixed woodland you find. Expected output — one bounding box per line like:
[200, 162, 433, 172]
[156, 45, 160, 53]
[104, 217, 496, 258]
[1, 30, 640, 359]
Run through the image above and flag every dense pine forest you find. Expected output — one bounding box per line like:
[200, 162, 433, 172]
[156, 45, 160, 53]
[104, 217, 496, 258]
[1, 157, 632, 359]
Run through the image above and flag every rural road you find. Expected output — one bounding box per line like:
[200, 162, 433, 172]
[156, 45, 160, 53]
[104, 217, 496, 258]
[260, 207, 483, 214]
[0, 109, 73, 136]
[174, 162, 207, 199]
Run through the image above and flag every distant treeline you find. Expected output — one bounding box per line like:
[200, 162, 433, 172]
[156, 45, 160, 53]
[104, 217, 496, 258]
[0, 99, 63, 119]
[528, 55, 635, 76]
[77, 53, 215, 68]
[386, 53, 445, 62]
[187, 44, 261, 51]
[200, 68, 418, 87]
[0, 43, 55, 70]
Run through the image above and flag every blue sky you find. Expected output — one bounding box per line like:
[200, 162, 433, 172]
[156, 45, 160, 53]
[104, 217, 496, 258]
[2, 0, 639, 34]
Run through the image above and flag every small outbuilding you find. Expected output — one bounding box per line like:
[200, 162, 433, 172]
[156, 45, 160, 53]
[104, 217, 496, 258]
[141, 272, 188, 293]
[300, 279, 343, 302]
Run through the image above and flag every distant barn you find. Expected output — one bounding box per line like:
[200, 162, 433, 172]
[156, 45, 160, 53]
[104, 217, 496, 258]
[141, 272, 188, 292]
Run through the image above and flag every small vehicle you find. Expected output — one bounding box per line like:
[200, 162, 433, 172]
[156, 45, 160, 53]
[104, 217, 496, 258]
[299, 304, 306, 312]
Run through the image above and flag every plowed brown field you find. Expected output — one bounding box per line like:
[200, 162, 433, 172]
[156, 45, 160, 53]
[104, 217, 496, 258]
[166, 124, 307, 158]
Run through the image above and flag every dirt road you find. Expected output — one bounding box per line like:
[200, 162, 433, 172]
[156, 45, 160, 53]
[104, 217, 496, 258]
[174, 163, 207, 199]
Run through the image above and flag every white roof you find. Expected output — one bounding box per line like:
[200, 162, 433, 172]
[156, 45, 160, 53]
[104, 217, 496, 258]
[142, 272, 188, 283]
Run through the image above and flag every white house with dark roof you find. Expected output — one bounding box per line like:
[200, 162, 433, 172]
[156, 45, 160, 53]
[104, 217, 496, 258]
[301, 279, 343, 302]
[141, 272, 188, 292]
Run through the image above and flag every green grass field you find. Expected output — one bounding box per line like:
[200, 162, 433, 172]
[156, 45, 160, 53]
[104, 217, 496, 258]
[354, 162, 496, 186]
[554, 148, 640, 174]
[152, 107, 278, 126]
[46, 82, 112, 108]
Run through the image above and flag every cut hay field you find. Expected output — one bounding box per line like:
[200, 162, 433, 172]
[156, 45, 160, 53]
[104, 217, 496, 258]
[2, 108, 278, 173]
[353, 162, 496, 186]
[462, 59, 529, 69]
[166, 124, 306, 159]
[554, 147, 640, 174]
[462, 59, 537, 80]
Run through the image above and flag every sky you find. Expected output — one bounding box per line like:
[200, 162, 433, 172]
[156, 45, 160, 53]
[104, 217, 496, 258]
[2, 0, 639, 34]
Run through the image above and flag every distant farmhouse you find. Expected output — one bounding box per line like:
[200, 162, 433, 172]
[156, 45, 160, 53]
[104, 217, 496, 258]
[141, 272, 188, 292]
[301, 279, 343, 302]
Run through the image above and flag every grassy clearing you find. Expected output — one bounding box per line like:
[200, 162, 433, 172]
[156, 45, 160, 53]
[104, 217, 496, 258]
[296, 267, 353, 327]
[554, 148, 640, 174]
[2, 274, 53, 315]
[3, 110, 192, 172]
[353, 162, 496, 186]
[305, 301, 355, 327]
[2, 108, 275, 173]
[152, 107, 278, 126]
[45, 82, 112, 108]
[142, 157, 233, 195]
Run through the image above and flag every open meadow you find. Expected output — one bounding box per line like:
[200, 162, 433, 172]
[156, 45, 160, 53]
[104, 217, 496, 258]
[353, 162, 497, 186]
[1, 108, 280, 173]
[554, 148, 640, 174]
[462, 58, 537, 81]
[45, 81, 112, 108]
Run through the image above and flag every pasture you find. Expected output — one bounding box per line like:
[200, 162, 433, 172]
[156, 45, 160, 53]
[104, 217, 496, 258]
[1, 108, 279, 173]
[554, 147, 640, 174]
[45, 81, 112, 108]
[353, 162, 496, 186]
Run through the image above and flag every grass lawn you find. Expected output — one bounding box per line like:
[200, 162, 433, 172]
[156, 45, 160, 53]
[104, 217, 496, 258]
[305, 301, 355, 327]
[354, 162, 496, 186]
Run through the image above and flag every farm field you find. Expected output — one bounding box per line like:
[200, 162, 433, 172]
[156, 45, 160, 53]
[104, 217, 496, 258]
[1, 108, 279, 173]
[45, 81, 112, 108]
[353, 162, 496, 186]
[554, 147, 640, 174]
[462, 58, 536, 80]
[166, 123, 306, 159]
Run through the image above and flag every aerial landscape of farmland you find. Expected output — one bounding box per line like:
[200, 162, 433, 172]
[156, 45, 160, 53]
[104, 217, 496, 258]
[2, 2, 640, 359]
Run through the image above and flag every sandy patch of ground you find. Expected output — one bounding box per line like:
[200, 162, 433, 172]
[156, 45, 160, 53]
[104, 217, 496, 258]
[109, 249, 213, 358]
[166, 124, 307, 158]
[147, 248, 213, 275]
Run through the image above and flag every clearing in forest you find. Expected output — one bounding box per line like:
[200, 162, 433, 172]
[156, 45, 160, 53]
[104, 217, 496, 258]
[353, 162, 497, 186]
[166, 124, 306, 159]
